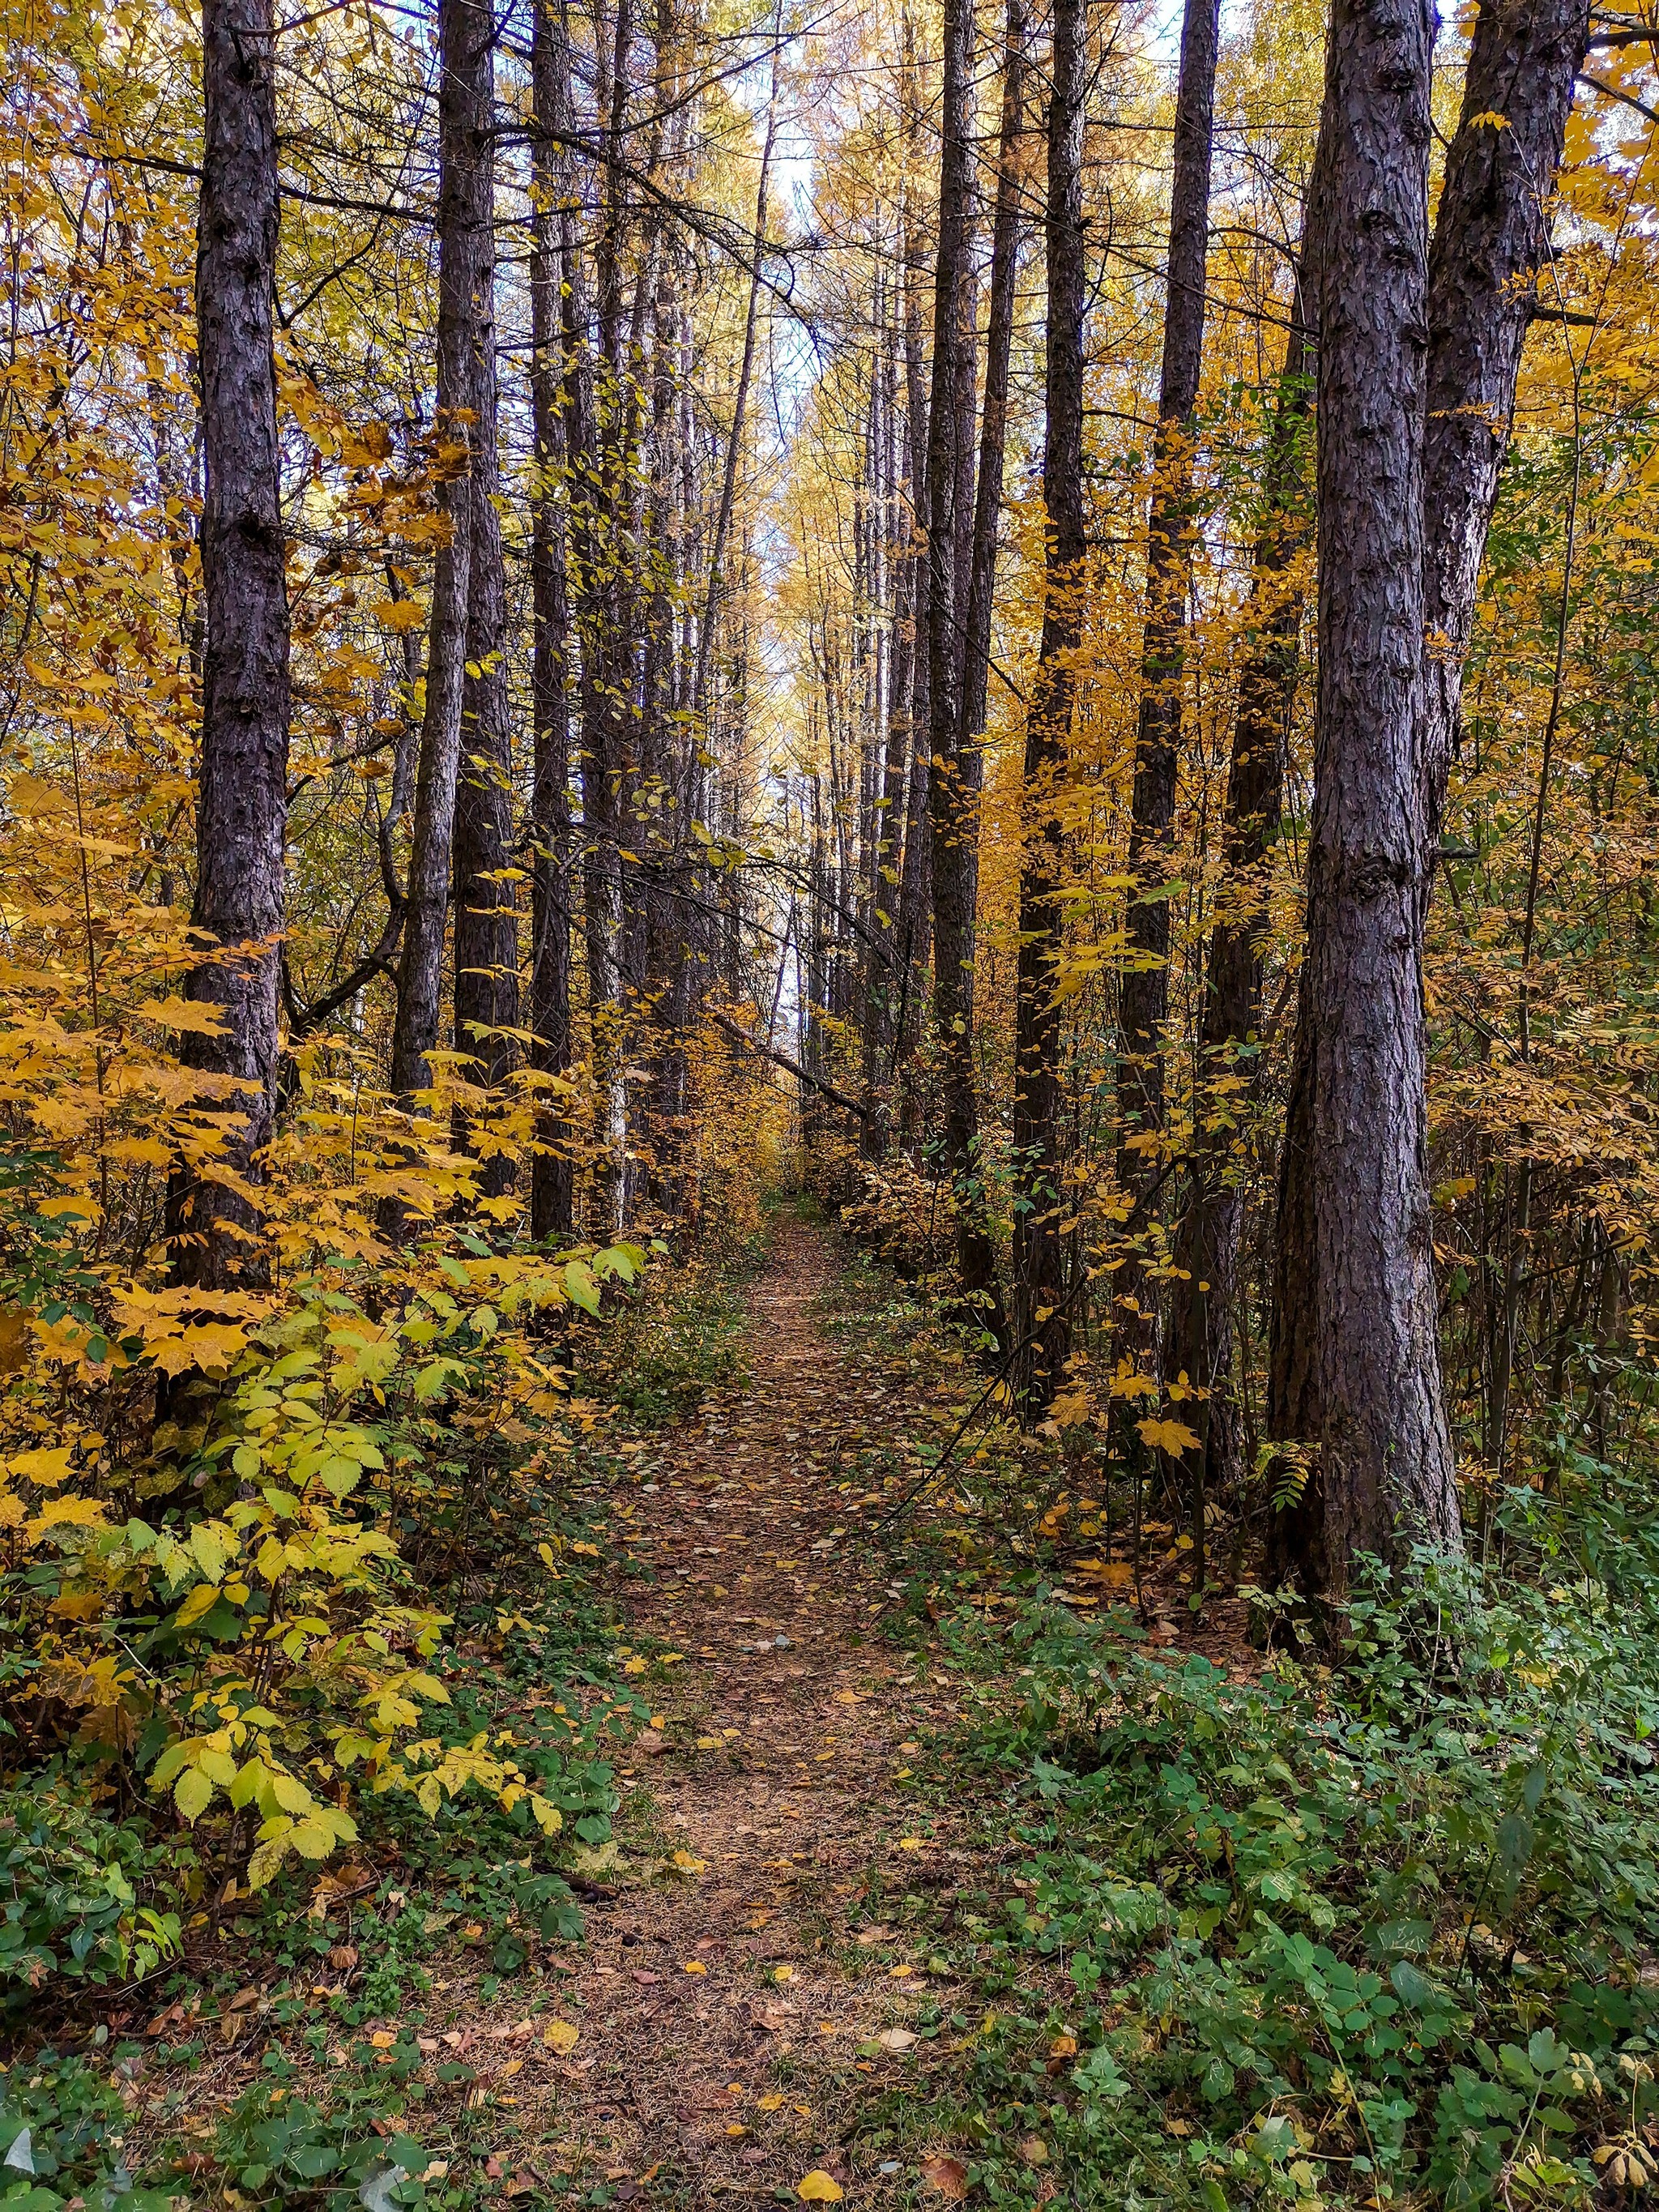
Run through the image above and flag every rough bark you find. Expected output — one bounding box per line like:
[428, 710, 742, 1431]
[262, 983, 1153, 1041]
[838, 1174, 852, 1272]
[1166, 286, 1311, 1506]
[450, 28, 519, 1198]
[1419, 0, 1590, 856]
[530, 0, 576, 1242]
[1266, 0, 1461, 1602]
[176, 0, 290, 1290]
[926, 0, 1004, 1342]
[388, 0, 492, 1107]
[1118, 0, 1221, 1156]
[1011, 0, 1085, 1411]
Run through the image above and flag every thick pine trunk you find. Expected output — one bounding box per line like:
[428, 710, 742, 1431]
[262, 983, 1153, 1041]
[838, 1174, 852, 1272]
[1011, 0, 1085, 1411]
[388, 0, 492, 1108]
[1166, 290, 1310, 1514]
[177, 0, 290, 1291]
[1267, 0, 1460, 1601]
[1118, 0, 1220, 1164]
[926, 0, 1004, 1341]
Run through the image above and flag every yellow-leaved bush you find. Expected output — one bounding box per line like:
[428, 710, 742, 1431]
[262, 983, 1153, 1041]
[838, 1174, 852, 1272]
[8, 1232, 645, 1890]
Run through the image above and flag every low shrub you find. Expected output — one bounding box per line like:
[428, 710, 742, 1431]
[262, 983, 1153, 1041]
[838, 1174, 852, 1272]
[953, 1510, 1659, 2207]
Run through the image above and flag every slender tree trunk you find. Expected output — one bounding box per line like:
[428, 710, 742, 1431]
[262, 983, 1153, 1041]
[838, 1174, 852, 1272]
[891, 22, 932, 1129]
[1118, 0, 1220, 1159]
[693, 19, 779, 731]
[1267, 0, 1461, 1605]
[176, 0, 289, 1291]
[388, 0, 491, 1108]
[962, 0, 1026, 748]
[530, 0, 576, 1241]
[1166, 285, 1311, 1528]
[862, 284, 911, 1155]
[1011, 0, 1085, 1411]
[1419, 0, 1590, 857]
[449, 14, 518, 1198]
[927, 0, 1004, 1341]
[579, 0, 637, 1235]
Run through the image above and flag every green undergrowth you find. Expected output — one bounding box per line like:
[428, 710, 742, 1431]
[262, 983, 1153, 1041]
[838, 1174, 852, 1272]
[922, 1477, 1659, 2211]
[0, 1240, 770, 2212]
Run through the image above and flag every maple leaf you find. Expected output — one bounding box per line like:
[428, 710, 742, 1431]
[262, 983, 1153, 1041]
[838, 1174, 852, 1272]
[1137, 1416, 1201, 1456]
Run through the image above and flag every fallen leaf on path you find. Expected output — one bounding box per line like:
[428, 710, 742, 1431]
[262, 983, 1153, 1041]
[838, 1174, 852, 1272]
[1076, 1561, 1134, 1588]
[772, 1964, 794, 1981]
[876, 2028, 917, 2052]
[672, 1849, 706, 1874]
[542, 2020, 579, 2054]
[856, 1926, 893, 1946]
[758, 2095, 785, 2112]
[636, 1730, 666, 1756]
[922, 2153, 969, 2199]
[1019, 2137, 1049, 2167]
[1048, 2034, 1077, 2058]
[683, 1960, 707, 1975]
[797, 2173, 844, 2201]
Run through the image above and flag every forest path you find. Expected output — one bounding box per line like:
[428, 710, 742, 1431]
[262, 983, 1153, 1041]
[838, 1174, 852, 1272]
[540, 1212, 979, 2203]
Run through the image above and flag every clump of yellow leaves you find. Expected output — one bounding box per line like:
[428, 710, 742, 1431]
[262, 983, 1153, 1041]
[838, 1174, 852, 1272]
[15, 1232, 642, 1889]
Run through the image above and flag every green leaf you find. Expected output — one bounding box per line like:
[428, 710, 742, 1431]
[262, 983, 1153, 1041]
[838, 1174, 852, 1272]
[174, 1765, 215, 1821]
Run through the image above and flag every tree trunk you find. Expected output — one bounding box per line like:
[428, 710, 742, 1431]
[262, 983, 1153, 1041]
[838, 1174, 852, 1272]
[530, 0, 576, 1242]
[891, 19, 932, 1134]
[927, 0, 1004, 1343]
[1010, 0, 1085, 1411]
[388, 0, 492, 1108]
[1118, 0, 1220, 1159]
[1267, 0, 1461, 1604]
[1419, 0, 1590, 856]
[961, 0, 1026, 749]
[1166, 284, 1310, 1531]
[177, 0, 289, 1291]
[449, 11, 518, 1198]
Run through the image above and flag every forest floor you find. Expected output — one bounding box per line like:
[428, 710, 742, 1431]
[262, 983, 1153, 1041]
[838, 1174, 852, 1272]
[523, 1211, 1000, 2202]
[65, 1210, 1252, 2210]
[27, 1213, 1654, 2212]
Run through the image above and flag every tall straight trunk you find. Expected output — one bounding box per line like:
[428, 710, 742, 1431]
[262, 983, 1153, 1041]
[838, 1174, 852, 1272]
[861, 287, 911, 1155]
[1419, 0, 1590, 856]
[388, 0, 492, 1106]
[580, 0, 637, 1235]
[926, 0, 1004, 1339]
[1117, 0, 1220, 1155]
[177, 0, 289, 1290]
[1166, 285, 1311, 1520]
[693, 23, 779, 729]
[962, 0, 1026, 748]
[891, 24, 932, 1121]
[529, 0, 575, 1241]
[449, 22, 518, 1198]
[1011, 0, 1085, 1411]
[1267, 0, 1461, 1604]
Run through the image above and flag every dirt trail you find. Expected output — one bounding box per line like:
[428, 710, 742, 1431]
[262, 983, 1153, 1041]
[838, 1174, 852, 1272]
[542, 1214, 973, 2201]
